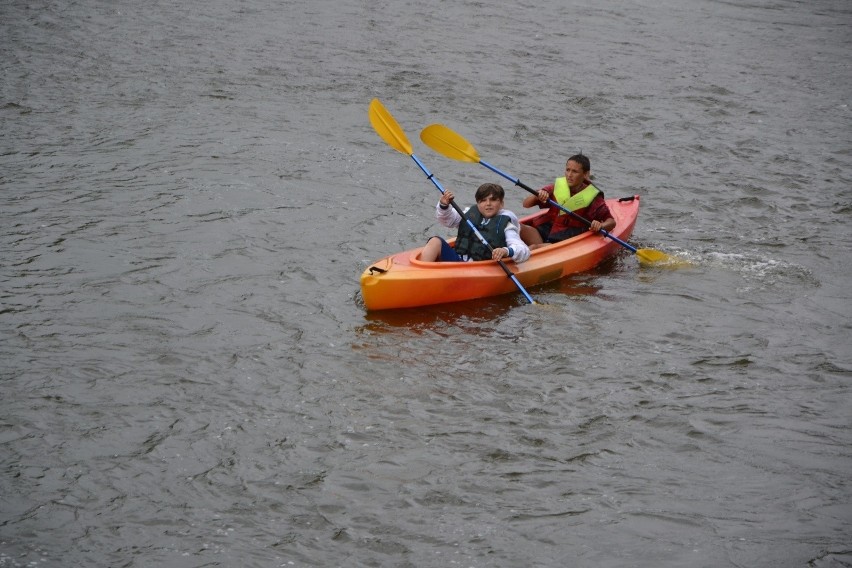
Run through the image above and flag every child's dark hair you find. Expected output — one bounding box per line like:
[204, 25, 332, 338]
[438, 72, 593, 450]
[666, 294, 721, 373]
[568, 153, 591, 172]
[475, 183, 505, 202]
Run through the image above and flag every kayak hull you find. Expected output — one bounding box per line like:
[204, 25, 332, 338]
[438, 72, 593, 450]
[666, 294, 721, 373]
[360, 195, 640, 310]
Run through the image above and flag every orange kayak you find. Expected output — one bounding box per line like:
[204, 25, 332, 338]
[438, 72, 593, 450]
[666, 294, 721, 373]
[360, 195, 640, 310]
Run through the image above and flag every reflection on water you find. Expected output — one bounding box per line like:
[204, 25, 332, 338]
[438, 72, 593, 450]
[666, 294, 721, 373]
[358, 295, 519, 329]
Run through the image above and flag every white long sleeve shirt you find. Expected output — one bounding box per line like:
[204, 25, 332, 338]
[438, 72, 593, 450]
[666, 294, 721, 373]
[435, 202, 531, 263]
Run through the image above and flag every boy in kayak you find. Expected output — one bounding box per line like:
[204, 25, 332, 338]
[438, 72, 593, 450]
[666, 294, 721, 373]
[420, 182, 531, 263]
[520, 153, 616, 249]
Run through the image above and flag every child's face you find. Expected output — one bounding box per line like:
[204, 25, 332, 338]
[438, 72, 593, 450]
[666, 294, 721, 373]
[565, 160, 588, 189]
[476, 194, 504, 218]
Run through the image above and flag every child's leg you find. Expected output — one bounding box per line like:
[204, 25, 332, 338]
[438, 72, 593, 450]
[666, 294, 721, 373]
[520, 223, 544, 246]
[420, 237, 443, 262]
[420, 237, 463, 262]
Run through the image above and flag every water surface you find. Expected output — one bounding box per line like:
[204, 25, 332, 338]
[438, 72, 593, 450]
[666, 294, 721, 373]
[1, 0, 851, 566]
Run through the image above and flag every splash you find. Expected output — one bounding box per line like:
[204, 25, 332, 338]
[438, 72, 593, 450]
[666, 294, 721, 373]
[703, 251, 819, 291]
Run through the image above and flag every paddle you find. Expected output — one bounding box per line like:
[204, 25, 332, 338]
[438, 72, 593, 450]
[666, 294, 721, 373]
[368, 99, 537, 305]
[419, 123, 675, 265]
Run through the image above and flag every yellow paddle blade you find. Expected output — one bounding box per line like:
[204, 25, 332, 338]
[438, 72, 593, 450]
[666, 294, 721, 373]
[368, 98, 413, 155]
[636, 248, 690, 267]
[420, 124, 481, 163]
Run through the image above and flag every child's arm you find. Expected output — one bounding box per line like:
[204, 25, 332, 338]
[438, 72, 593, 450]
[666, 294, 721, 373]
[435, 198, 462, 229]
[500, 210, 531, 263]
[522, 185, 554, 209]
[503, 224, 531, 263]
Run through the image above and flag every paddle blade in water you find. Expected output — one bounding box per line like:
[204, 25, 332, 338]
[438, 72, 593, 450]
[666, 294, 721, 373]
[636, 248, 690, 267]
[420, 124, 480, 163]
[369, 99, 413, 155]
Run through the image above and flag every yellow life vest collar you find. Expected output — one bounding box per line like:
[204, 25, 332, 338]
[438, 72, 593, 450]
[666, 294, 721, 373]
[553, 177, 600, 214]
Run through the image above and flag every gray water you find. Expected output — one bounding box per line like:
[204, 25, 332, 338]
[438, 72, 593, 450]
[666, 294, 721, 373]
[2, 0, 851, 566]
